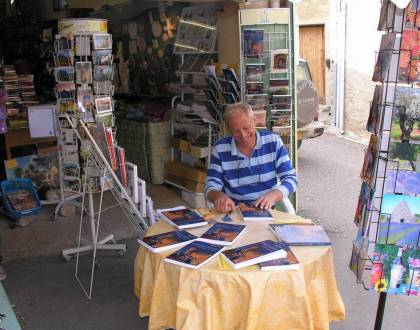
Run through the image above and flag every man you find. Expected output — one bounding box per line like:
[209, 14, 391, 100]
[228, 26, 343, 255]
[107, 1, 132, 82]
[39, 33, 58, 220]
[205, 102, 297, 213]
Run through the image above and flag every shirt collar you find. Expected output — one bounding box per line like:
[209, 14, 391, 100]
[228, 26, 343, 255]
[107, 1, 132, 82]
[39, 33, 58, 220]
[230, 131, 261, 156]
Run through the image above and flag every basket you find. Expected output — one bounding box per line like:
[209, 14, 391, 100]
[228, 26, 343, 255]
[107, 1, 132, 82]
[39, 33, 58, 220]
[0, 178, 42, 220]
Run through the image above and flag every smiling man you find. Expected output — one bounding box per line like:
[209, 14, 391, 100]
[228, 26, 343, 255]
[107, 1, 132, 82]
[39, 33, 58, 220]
[205, 102, 298, 213]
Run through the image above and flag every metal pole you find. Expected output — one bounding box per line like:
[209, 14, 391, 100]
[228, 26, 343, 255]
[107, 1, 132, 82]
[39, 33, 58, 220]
[374, 292, 387, 330]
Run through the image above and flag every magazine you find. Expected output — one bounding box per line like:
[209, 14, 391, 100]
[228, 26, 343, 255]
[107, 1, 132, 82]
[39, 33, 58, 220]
[259, 242, 299, 271]
[138, 230, 197, 253]
[269, 224, 331, 246]
[158, 206, 208, 229]
[221, 240, 287, 269]
[238, 203, 273, 222]
[198, 222, 246, 246]
[164, 241, 224, 269]
[6, 189, 37, 211]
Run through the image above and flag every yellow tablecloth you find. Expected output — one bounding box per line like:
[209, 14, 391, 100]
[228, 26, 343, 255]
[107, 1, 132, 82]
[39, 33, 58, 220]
[134, 210, 345, 330]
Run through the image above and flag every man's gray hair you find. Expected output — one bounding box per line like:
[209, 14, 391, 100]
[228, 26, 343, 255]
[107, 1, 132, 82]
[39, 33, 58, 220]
[224, 102, 253, 125]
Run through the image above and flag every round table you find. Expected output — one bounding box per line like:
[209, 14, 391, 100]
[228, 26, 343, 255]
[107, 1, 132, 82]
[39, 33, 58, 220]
[134, 210, 345, 330]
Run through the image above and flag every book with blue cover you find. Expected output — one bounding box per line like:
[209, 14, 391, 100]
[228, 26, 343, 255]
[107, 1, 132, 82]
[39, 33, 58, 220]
[137, 230, 197, 253]
[198, 222, 247, 246]
[159, 206, 208, 229]
[238, 203, 273, 221]
[221, 240, 287, 269]
[164, 241, 224, 269]
[259, 242, 299, 271]
[270, 224, 331, 246]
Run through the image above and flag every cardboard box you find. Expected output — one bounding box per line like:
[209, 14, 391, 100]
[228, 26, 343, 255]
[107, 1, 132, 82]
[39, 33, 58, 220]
[181, 191, 207, 208]
[190, 145, 210, 159]
[165, 161, 207, 183]
[165, 174, 205, 193]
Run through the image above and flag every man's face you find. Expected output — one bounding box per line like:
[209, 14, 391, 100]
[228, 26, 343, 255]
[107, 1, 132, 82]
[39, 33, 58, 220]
[228, 111, 256, 150]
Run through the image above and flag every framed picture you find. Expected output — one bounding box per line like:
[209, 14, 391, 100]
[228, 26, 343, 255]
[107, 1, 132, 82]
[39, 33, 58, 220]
[94, 97, 113, 114]
[271, 49, 288, 73]
[75, 62, 92, 84]
[93, 34, 112, 50]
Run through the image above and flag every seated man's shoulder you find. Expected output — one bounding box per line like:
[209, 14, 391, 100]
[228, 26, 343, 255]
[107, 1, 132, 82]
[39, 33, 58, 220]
[215, 136, 233, 147]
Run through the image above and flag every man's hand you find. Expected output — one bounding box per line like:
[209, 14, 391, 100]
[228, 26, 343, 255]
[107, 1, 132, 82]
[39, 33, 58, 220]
[254, 190, 283, 210]
[208, 191, 236, 213]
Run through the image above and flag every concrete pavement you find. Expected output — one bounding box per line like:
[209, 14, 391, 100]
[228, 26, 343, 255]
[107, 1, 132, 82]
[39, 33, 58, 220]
[1, 131, 420, 329]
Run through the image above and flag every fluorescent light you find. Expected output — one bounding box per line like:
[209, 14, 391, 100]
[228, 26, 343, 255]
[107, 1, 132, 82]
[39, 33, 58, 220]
[179, 19, 216, 31]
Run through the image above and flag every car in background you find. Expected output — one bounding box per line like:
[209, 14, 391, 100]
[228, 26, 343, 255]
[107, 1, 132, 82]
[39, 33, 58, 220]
[296, 58, 324, 148]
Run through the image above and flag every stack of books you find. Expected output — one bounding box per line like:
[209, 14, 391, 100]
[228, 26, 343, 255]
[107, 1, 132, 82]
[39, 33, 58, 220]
[18, 74, 38, 106]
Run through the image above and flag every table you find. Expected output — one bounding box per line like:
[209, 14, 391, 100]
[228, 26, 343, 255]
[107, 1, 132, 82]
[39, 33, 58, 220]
[134, 210, 345, 330]
[3, 128, 56, 159]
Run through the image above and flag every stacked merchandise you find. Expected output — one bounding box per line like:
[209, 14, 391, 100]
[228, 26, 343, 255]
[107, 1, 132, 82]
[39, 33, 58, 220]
[0, 89, 7, 133]
[1, 65, 28, 129]
[53, 19, 152, 223]
[18, 74, 38, 107]
[350, 0, 420, 298]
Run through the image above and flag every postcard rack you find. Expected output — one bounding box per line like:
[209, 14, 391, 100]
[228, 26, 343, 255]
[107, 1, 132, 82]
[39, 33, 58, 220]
[350, 1, 420, 328]
[238, 7, 297, 206]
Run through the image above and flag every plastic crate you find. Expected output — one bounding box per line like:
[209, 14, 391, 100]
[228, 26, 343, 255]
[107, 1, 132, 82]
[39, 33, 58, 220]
[0, 178, 41, 220]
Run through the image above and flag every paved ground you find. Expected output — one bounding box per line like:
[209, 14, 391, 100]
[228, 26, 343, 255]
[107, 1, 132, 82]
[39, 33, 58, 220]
[2, 129, 420, 329]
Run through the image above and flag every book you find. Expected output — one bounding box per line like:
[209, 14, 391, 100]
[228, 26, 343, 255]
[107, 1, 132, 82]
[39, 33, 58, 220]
[259, 242, 299, 271]
[164, 241, 224, 269]
[238, 203, 273, 222]
[221, 240, 287, 269]
[217, 255, 258, 270]
[158, 206, 208, 229]
[198, 222, 247, 246]
[138, 230, 197, 253]
[270, 224, 331, 246]
[6, 189, 37, 211]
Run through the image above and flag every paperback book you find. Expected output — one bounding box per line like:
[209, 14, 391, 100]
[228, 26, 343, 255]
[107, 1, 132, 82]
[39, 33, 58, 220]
[164, 240, 224, 269]
[270, 224, 331, 246]
[198, 222, 246, 246]
[138, 230, 197, 253]
[259, 242, 299, 271]
[238, 203, 273, 222]
[158, 206, 208, 229]
[221, 240, 287, 269]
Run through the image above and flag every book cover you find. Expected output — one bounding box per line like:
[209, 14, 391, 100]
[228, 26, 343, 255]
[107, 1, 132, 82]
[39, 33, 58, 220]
[385, 169, 420, 195]
[221, 240, 287, 269]
[259, 242, 299, 271]
[360, 134, 378, 185]
[354, 181, 375, 230]
[164, 241, 224, 269]
[138, 230, 197, 253]
[270, 224, 331, 246]
[198, 222, 246, 246]
[370, 244, 420, 296]
[238, 203, 273, 222]
[6, 189, 37, 211]
[372, 33, 398, 82]
[159, 207, 208, 229]
[366, 85, 382, 135]
[243, 29, 264, 57]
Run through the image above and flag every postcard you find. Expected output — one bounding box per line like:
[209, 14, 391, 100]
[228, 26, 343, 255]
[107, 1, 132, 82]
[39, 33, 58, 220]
[63, 162, 80, 178]
[372, 32, 397, 82]
[271, 112, 291, 127]
[370, 244, 420, 296]
[63, 177, 81, 192]
[77, 89, 94, 113]
[75, 35, 91, 56]
[92, 50, 113, 66]
[246, 82, 264, 95]
[385, 169, 420, 195]
[54, 66, 74, 82]
[93, 80, 114, 95]
[94, 66, 113, 81]
[388, 142, 420, 171]
[271, 49, 288, 73]
[96, 112, 114, 128]
[54, 49, 74, 66]
[354, 181, 375, 231]
[55, 82, 76, 99]
[95, 96, 113, 114]
[272, 95, 291, 110]
[55, 35, 73, 51]
[75, 62, 92, 84]
[243, 29, 264, 57]
[93, 33, 112, 50]
[360, 135, 379, 185]
[246, 64, 265, 82]
[58, 98, 76, 114]
[253, 110, 267, 128]
[392, 86, 420, 144]
[366, 85, 383, 135]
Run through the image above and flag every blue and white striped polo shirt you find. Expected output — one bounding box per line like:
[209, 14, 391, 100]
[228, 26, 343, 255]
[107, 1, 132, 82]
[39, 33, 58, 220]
[205, 130, 298, 204]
